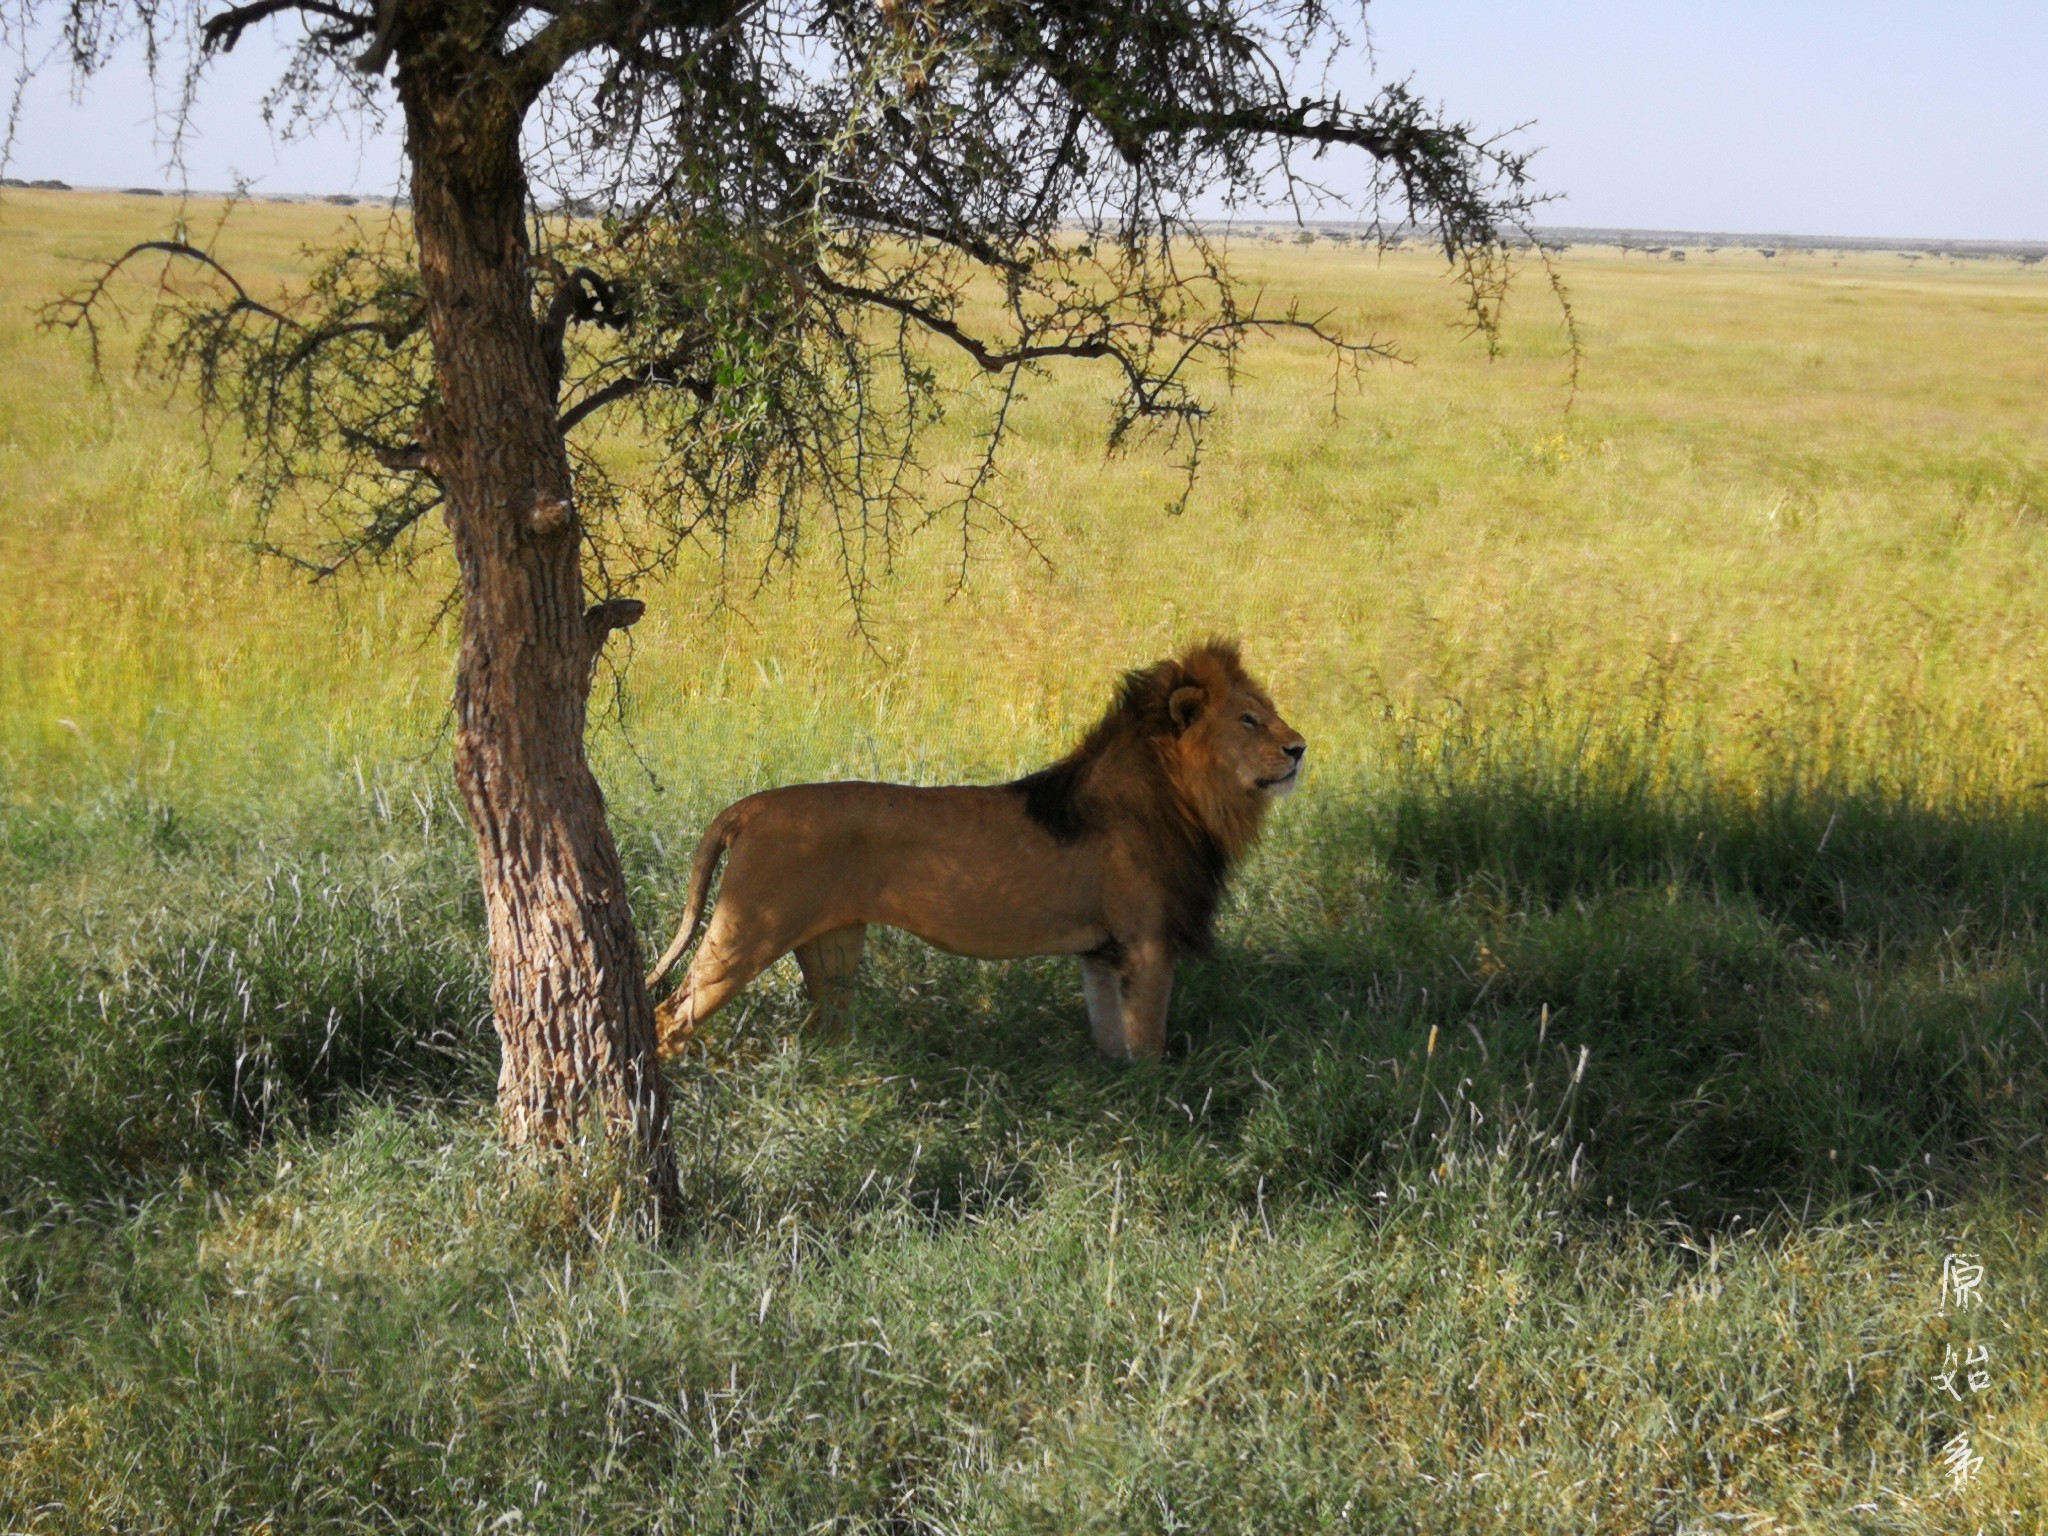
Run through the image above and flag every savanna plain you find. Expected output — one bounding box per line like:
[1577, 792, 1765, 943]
[3, 190, 2047, 1533]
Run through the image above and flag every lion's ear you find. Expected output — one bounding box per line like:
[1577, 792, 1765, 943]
[1168, 685, 1205, 731]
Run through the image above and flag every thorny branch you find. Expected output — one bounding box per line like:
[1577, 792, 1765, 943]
[45, 218, 440, 582]
[199, 0, 366, 55]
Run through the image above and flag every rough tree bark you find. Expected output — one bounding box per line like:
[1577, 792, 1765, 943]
[397, 49, 677, 1205]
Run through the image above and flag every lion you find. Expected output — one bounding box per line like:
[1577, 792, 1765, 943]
[644, 640, 1306, 1061]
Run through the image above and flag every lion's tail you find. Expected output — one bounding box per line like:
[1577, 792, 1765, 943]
[645, 805, 741, 992]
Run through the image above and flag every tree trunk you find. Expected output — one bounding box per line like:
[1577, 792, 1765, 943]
[396, 55, 677, 1207]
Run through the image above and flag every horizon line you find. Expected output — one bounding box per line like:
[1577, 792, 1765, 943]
[5, 179, 2043, 256]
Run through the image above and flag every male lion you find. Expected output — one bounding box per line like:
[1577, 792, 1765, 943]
[645, 640, 1306, 1061]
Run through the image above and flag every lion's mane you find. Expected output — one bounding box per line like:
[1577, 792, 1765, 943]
[1008, 639, 1269, 958]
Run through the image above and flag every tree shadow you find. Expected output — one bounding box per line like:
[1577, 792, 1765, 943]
[0, 788, 495, 1214]
[727, 772, 2048, 1235]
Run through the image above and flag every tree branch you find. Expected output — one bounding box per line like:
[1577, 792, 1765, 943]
[815, 190, 1031, 277]
[582, 596, 645, 678]
[201, 0, 369, 56]
[50, 239, 422, 381]
[539, 258, 634, 394]
[108, 240, 290, 323]
[357, 438, 434, 474]
[250, 492, 440, 581]
[810, 272, 1121, 377]
[507, 0, 758, 103]
[557, 355, 713, 434]
[1106, 88, 1531, 253]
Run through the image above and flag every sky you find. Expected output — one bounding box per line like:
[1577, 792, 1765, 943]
[4, 0, 2044, 241]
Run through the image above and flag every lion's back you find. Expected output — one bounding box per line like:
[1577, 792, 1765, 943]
[717, 778, 1106, 957]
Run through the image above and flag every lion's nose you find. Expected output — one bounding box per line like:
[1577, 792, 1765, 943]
[1284, 742, 1306, 762]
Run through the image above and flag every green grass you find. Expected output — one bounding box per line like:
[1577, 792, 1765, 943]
[3, 192, 2047, 1532]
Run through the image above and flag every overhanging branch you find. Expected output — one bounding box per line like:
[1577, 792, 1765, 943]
[201, 0, 369, 56]
[558, 354, 714, 434]
[812, 272, 1121, 376]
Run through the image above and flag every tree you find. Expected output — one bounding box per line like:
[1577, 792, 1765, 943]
[7, 0, 1537, 1209]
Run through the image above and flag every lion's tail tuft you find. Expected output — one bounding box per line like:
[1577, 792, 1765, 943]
[645, 805, 741, 991]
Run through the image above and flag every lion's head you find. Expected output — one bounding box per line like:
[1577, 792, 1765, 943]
[1011, 640, 1305, 956]
[1142, 640, 1308, 852]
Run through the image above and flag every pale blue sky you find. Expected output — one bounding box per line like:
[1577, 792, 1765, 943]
[5, 0, 2044, 239]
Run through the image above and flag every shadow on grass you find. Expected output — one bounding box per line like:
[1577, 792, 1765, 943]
[684, 771, 2048, 1235]
[0, 784, 495, 1214]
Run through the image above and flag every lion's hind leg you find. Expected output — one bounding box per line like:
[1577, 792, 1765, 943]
[654, 906, 798, 1060]
[794, 924, 867, 1036]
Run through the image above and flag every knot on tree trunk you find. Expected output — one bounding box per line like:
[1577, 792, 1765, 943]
[584, 597, 646, 650]
[582, 597, 646, 685]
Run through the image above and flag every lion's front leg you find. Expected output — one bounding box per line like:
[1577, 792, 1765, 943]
[1083, 942, 1174, 1061]
[1116, 941, 1175, 1061]
[1082, 956, 1125, 1057]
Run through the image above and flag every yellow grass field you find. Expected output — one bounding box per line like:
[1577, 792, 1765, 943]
[5, 190, 2044, 799]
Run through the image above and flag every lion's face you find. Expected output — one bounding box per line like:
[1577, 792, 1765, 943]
[1171, 676, 1307, 804]
[1218, 685, 1308, 799]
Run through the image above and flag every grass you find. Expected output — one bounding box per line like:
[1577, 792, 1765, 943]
[3, 190, 2047, 1532]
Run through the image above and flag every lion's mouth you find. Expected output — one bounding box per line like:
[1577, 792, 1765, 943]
[1256, 767, 1300, 792]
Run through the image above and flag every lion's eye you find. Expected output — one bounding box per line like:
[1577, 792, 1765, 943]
[1240, 713, 1259, 729]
